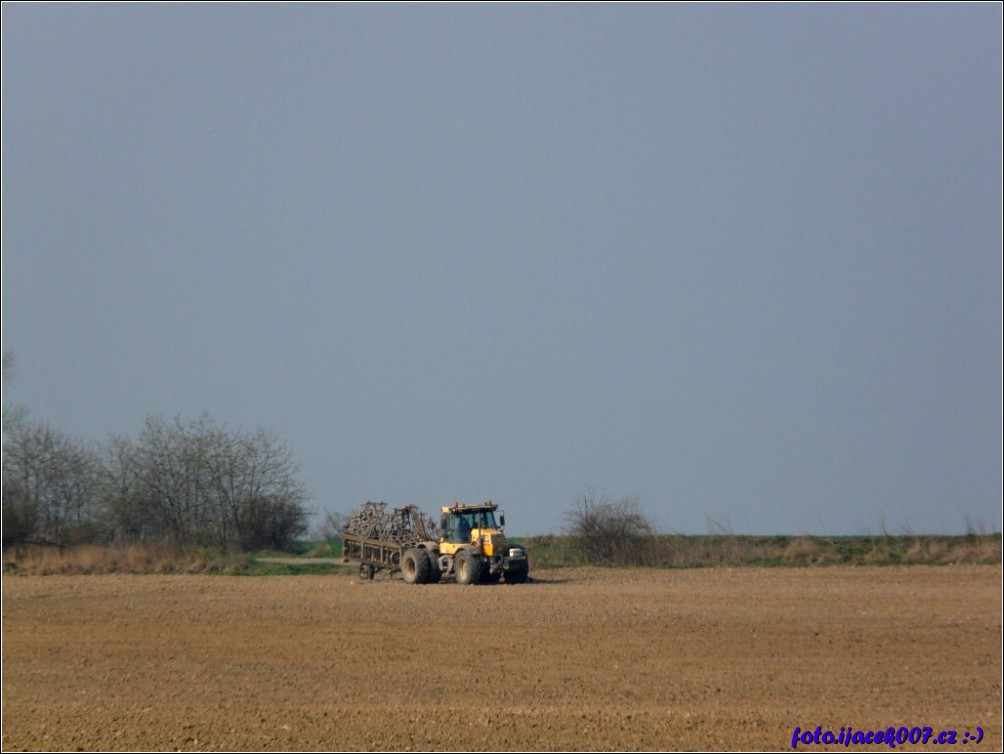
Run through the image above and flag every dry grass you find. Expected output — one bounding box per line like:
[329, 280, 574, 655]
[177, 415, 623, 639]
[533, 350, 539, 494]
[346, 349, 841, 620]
[3, 533, 999, 576]
[524, 533, 1002, 569]
[782, 536, 818, 565]
[2, 543, 250, 575]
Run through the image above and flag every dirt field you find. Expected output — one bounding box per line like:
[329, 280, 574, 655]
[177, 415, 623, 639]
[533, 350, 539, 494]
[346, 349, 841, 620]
[2, 565, 1000, 751]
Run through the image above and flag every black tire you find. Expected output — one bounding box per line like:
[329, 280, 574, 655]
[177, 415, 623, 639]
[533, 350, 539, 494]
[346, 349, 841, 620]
[481, 568, 502, 584]
[359, 563, 375, 581]
[455, 549, 482, 585]
[401, 548, 430, 584]
[426, 553, 442, 583]
[504, 560, 529, 584]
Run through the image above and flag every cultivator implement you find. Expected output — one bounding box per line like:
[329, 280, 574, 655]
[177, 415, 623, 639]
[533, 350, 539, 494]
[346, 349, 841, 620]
[342, 502, 440, 578]
[343, 501, 438, 547]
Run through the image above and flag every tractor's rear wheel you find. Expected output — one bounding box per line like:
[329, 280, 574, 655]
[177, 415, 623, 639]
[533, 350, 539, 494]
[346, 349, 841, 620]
[426, 553, 442, 583]
[455, 549, 482, 585]
[401, 548, 430, 584]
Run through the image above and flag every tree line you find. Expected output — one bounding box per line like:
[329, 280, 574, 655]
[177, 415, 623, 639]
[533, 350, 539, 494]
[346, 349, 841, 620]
[2, 413, 310, 552]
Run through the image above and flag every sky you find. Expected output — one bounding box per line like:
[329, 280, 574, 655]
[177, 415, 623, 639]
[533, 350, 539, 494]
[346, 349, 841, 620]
[2, 4, 1001, 536]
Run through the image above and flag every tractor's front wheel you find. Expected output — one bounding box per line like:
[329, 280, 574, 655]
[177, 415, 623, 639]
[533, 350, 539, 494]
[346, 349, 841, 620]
[455, 549, 482, 585]
[505, 560, 529, 584]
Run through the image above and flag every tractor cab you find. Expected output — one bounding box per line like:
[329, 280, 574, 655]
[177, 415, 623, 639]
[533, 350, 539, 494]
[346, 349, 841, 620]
[440, 501, 508, 556]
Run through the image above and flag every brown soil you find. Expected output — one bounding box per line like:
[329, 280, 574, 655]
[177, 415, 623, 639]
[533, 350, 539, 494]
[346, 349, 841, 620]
[2, 566, 1000, 751]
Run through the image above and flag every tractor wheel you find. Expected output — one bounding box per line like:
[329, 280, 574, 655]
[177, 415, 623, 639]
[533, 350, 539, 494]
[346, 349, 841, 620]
[505, 560, 529, 584]
[401, 548, 430, 584]
[455, 549, 482, 585]
[425, 553, 442, 583]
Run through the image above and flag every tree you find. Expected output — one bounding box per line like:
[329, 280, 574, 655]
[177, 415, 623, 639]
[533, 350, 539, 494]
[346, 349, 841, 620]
[565, 491, 654, 566]
[2, 350, 28, 434]
[2, 420, 105, 547]
[311, 510, 346, 541]
[2, 405, 311, 552]
[107, 415, 310, 550]
[99, 433, 148, 542]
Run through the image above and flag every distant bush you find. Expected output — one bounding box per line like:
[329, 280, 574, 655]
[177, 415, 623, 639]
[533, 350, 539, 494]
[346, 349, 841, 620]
[304, 539, 343, 558]
[524, 532, 1002, 569]
[564, 493, 656, 566]
[310, 511, 345, 542]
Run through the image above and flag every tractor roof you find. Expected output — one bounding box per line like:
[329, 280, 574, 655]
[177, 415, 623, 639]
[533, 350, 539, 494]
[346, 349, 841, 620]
[441, 500, 497, 513]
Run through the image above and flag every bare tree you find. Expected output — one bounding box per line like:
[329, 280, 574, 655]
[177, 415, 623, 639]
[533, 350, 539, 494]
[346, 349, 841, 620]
[565, 491, 654, 566]
[311, 510, 346, 541]
[2, 420, 104, 547]
[3, 405, 310, 552]
[99, 433, 151, 542]
[222, 425, 310, 550]
[110, 415, 310, 550]
[2, 350, 28, 433]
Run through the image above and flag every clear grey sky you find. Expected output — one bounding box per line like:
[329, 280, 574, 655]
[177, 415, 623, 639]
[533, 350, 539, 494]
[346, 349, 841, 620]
[3, 4, 1001, 535]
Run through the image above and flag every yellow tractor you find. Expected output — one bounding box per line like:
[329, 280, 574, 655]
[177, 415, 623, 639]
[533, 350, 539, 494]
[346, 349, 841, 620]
[398, 501, 529, 585]
[343, 499, 529, 584]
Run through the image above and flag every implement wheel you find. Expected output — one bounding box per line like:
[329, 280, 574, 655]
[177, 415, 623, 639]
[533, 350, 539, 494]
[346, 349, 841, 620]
[455, 549, 482, 585]
[359, 563, 375, 581]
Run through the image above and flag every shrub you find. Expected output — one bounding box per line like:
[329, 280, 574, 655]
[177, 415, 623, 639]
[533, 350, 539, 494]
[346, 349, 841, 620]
[565, 493, 654, 566]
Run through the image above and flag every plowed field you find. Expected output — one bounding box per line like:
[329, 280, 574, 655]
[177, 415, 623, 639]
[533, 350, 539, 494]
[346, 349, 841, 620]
[2, 566, 1000, 751]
